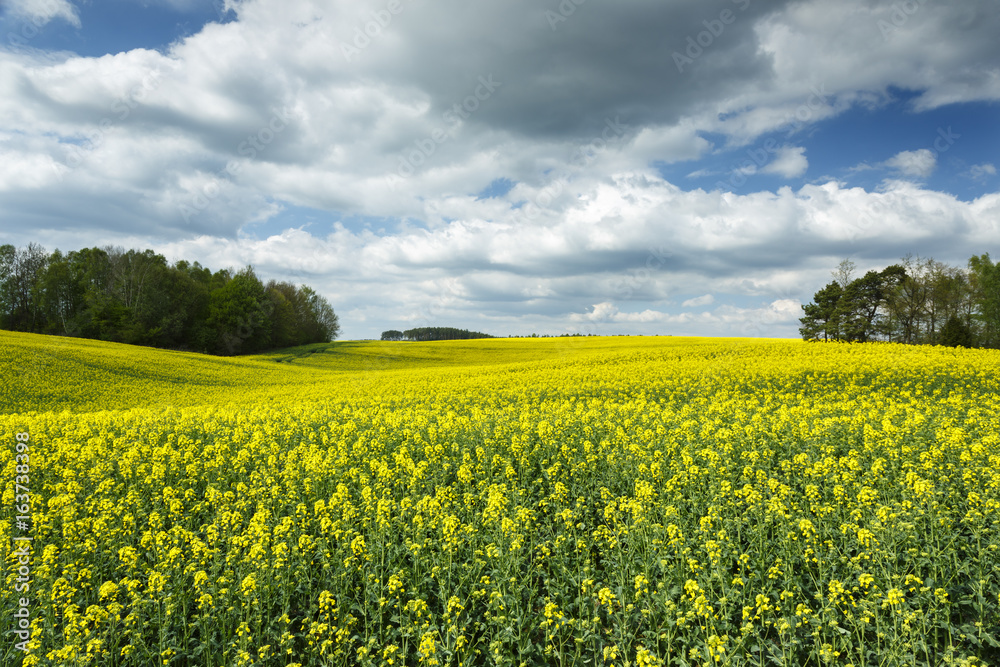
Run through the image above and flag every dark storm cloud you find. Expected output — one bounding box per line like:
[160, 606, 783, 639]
[353, 0, 787, 140]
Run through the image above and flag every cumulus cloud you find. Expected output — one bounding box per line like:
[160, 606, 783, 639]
[762, 146, 808, 178]
[682, 294, 715, 308]
[884, 149, 937, 179]
[4, 0, 81, 27]
[965, 163, 997, 181]
[115, 178, 995, 338]
[1, 0, 999, 337]
[2, 0, 998, 232]
[563, 297, 802, 336]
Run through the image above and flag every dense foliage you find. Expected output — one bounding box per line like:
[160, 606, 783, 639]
[2, 333, 998, 666]
[800, 255, 1000, 347]
[381, 328, 494, 342]
[0, 244, 339, 355]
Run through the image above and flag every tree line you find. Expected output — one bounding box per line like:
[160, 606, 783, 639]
[0, 243, 340, 355]
[799, 254, 999, 347]
[381, 327, 494, 341]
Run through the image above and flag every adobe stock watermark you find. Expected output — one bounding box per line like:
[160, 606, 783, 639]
[179, 106, 297, 223]
[11, 431, 33, 654]
[221, 305, 273, 355]
[714, 84, 828, 191]
[516, 116, 628, 223]
[849, 191, 901, 245]
[555, 244, 672, 354]
[554, 318, 601, 357]
[848, 126, 959, 244]
[385, 75, 502, 190]
[673, 0, 752, 73]
[63, 68, 166, 172]
[778, 84, 830, 139]
[877, 0, 933, 40]
[545, 0, 588, 31]
[4, 0, 67, 51]
[609, 244, 675, 301]
[388, 280, 468, 346]
[408, 280, 463, 330]
[340, 0, 414, 62]
[714, 136, 784, 191]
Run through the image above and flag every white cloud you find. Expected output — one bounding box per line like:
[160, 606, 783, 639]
[847, 161, 877, 173]
[0, 0, 995, 235]
[754, 1, 1000, 114]
[682, 294, 714, 308]
[966, 163, 997, 181]
[631, 122, 712, 165]
[884, 149, 936, 179]
[1, 0, 999, 338]
[117, 177, 997, 339]
[762, 146, 808, 178]
[5, 0, 80, 28]
[562, 297, 803, 336]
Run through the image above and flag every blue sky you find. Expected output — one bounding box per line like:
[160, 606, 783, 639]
[661, 90, 998, 201]
[1, 0, 998, 339]
[2, 1, 227, 55]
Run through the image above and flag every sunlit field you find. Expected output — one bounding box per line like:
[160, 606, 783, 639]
[2, 332, 998, 666]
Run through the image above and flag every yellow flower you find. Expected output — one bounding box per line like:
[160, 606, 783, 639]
[597, 587, 618, 610]
[418, 632, 437, 664]
[240, 574, 257, 597]
[98, 581, 119, 600]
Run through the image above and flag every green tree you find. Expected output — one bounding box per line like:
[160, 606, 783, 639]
[292, 286, 340, 344]
[208, 266, 273, 355]
[799, 282, 843, 341]
[0, 244, 17, 327]
[73, 247, 127, 341]
[883, 255, 927, 344]
[401, 327, 493, 341]
[38, 249, 87, 336]
[1, 243, 49, 331]
[265, 280, 300, 349]
[968, 253, 1000, 348]
[312, 292, 341, 343]
[802, 265, 904, 343]
[836, 266, 905, 342]
[940, 314, 973, 348]
[100, 247, 172, 344]
[1, 244, 341, 355]
[155, 260, 213, 350]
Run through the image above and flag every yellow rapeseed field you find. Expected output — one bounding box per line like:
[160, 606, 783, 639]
[1, 331, 998, 666]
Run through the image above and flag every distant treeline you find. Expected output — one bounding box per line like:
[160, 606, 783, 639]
[0, 243, 340, 356]
[800, 254, 1000, 347]
[381, 327, 494, 341]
